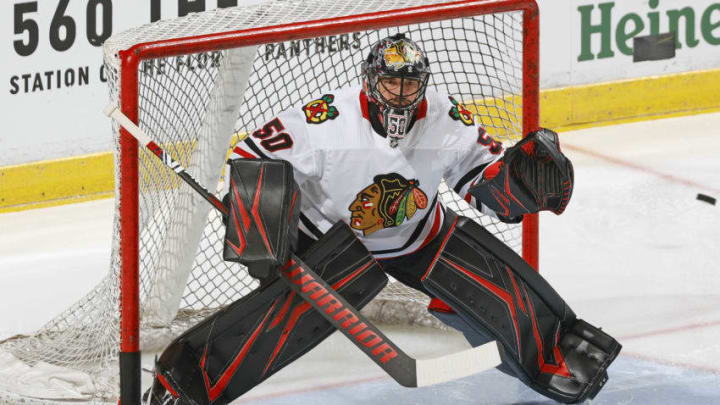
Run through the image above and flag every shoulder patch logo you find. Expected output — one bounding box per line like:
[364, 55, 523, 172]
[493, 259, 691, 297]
[448, 96, 475, 126]
[348, 173, 428, 236]
[302, 94, 339, 124]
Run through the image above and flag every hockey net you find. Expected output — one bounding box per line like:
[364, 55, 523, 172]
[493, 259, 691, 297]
[0, 0, 538, 403]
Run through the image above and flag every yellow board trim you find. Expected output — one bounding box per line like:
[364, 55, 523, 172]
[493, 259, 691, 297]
[542, 68, 720, 131]
[0, 152, 114, 213]
[2, 68, 719, 213]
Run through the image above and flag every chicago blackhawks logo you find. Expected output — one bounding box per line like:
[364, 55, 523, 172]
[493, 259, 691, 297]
[448, 96, 475, 126]
[383, 40, 422, 70]
[348, 173, 428, 236]
[302, 94, 339, 124]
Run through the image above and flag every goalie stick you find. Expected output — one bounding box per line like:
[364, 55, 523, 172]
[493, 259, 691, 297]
[104, 103, 501, 389]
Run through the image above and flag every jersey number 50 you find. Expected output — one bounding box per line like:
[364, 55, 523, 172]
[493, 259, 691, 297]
[252, 118, 294, 152]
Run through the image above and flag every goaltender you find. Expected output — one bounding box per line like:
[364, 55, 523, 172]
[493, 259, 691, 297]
[144, 34, 620, 405]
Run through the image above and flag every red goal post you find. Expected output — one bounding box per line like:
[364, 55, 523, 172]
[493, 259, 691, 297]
[113, 0, 539, 403]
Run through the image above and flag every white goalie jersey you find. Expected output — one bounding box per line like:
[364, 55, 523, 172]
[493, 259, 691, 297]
[228, 85, 505, 259]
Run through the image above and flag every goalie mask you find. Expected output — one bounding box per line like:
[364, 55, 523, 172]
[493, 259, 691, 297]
[362, 34, 430, 147]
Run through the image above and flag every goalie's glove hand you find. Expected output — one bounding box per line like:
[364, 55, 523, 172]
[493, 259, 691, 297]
[469, 128, 574, 217]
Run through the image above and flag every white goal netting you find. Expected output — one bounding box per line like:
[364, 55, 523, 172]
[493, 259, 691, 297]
[0, 0, 531, 403]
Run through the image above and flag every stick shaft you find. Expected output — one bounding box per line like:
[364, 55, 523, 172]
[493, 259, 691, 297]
[104, 104, 227, 216]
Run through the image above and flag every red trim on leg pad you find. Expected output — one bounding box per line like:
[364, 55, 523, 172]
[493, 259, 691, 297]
[427, 297, 455, 313]
[157, 374, 179, 399]
[483, 160, 503, 180]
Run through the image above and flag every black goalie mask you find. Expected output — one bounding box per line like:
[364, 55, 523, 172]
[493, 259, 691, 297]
[362, 34, 430, 147]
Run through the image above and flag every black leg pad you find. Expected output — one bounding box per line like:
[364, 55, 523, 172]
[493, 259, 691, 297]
[149, 223, 387, 405]
[421, 216, 621, 403]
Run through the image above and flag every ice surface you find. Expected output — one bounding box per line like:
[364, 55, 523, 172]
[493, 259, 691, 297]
[1, 113, 719, 404]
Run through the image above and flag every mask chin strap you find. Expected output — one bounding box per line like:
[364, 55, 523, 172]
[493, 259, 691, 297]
[384, 108, 412, 148]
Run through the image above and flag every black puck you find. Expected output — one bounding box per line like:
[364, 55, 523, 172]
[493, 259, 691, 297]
[697, 193, 717, 205]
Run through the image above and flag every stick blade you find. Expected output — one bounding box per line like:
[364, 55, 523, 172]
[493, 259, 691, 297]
[414, 341, 501, 387]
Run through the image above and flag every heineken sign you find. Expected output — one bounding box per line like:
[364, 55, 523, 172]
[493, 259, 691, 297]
[577, 0, 720, 61]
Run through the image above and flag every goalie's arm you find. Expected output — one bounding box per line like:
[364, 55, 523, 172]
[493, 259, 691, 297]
[222, 114, 320, 192]
[445, 126, 521, 223]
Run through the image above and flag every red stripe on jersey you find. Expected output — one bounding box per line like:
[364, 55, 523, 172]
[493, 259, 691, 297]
[233, 145, 258, 159]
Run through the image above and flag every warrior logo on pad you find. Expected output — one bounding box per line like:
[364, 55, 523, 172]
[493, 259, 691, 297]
[302, 94, 339, 124]
[348, 173, 428, 236]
